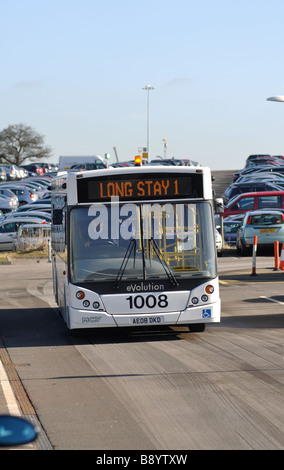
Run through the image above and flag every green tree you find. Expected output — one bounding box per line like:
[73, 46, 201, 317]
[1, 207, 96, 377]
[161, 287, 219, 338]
[0, 123, 52, 166]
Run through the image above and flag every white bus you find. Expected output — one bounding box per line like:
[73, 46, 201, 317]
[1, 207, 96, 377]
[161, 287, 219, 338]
[51, 166, 221, 331]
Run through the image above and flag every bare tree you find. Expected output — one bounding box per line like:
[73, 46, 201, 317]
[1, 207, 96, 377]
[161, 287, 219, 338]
[0, 123, 52, 166]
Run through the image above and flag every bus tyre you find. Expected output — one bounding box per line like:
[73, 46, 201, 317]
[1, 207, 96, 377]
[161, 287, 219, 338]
[188, 323, 206, 332]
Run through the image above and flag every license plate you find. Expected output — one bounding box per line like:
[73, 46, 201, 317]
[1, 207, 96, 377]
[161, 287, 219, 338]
[130, 316, 164, 325]
[259, 228, 276, 233]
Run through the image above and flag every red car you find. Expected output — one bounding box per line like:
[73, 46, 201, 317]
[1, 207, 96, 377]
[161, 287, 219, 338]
[222, 190, 284, 218]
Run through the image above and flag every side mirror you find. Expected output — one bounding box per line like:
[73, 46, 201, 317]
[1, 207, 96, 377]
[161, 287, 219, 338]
[215, 197, 224, 214]
[0, 415, 37, 447]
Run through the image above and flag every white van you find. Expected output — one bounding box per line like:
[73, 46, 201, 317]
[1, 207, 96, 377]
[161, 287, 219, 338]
[58, 156, 106, 171]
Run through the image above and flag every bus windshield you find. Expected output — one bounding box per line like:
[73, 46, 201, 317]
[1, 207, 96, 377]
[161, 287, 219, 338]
[69, 201, 217, 284]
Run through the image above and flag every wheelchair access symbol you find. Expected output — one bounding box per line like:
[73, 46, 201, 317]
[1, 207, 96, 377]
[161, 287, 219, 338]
[202, 309, 212, 319]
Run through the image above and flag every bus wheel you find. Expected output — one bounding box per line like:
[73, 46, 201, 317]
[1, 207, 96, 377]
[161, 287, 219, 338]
[188, 323, 205, 332]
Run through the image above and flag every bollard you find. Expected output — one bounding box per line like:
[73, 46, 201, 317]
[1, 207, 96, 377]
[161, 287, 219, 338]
[280, 243, 284, 270]
[274, 241, 279, 271]
[47, 239, 52, 263]
[251, 235, 257, 276]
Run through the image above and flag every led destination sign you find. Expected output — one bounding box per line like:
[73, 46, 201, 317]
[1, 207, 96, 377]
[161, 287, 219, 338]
[77, 172, 204, 203]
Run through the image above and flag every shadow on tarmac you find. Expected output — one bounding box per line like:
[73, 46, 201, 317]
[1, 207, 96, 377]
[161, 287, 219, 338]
[0, 306, 195, 348]
[0, 302, 283, 350]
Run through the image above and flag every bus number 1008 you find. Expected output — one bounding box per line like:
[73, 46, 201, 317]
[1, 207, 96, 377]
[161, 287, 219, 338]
[126, 294, 168, 309]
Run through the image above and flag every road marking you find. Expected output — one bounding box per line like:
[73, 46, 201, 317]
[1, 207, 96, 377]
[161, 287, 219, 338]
[27, 282, 57, 308]
[220, 279, 284, 285]
[260, 295, 284, 305]
[0, 358, 21, 415]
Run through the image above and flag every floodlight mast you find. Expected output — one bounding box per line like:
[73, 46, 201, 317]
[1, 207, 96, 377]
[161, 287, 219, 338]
[267, 96, 284, 102]
[142, 85, 154, 163]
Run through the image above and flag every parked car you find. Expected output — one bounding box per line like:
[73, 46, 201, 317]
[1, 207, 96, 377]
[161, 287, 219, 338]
[222, 181, 284, 204]
[0, 166, 7, 181]
[235, 172, 284, 187]
[70, 161, 107, 171]
[0, 217, 48, 251]
[0, 196, 16, 214]
[32, 197, 51, 203]
[21, 164, 44, 175]
[1, 164, 19, 180]
[35, 162, 58, 173]
[245, 154, 271, 163]
[0, 188, 19, 208]
[25, 177, 51, 187]
[244, 154, 284, 167]
[0, 194, 17, 214]
[14, 223, 51, 250]
[5, 211, 51, 223]
[223, 219, 241, 246]
[236, 210, 284, 255]
[15, 203, 51, 213]
[37, 163, 54, 172]
[215, 228, 223, 256]
[17, 167, 29, 178]
[19, 182, 46, 199]
[0, 185, 38, 205]
[215, 213, 245, 247]
[222, 191, 284, 219]
[233, 163, 284, 182]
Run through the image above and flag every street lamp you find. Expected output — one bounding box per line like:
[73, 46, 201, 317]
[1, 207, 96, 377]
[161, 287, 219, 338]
[142, 85, 154, 162]
[267, 96, 284, 102]
[163, 138, 167, 158]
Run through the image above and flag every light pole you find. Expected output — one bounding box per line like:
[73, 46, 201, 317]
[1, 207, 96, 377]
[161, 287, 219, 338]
[163, 138, 167, 159]
[142, 85, 154, 163]
[267, 96, 284, 102]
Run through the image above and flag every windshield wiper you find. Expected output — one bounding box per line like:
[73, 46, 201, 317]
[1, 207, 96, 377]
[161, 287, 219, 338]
[149, 237, 179, 286]
[114, 238, 136, 289]
[114, 205, 178, 288]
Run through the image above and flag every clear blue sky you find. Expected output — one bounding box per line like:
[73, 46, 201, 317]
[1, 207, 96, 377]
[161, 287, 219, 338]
[1, 0, 284, 170]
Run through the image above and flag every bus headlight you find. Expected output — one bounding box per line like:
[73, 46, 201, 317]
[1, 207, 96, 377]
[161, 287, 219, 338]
[93, 301, 100, 310]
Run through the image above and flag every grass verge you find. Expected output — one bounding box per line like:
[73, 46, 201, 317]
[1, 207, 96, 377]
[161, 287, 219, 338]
[0, 246, 49, 263]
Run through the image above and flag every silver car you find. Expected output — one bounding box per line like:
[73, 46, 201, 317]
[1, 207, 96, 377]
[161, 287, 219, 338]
[15, 203, 51, 213]
[0, 188, 19, 208]
[236, 209, 284, 255]
[0, 194, 17, 214]
[5, 210, 51, 223]
[1, 184, 38, 205]
[0, 217, 48, 251]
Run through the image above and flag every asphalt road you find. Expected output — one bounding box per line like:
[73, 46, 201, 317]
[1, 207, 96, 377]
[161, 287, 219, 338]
[0, 170, 283, 451]
[0, 251, 283, 451]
